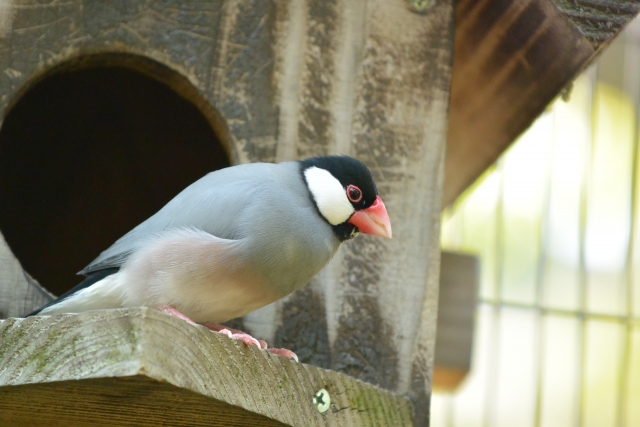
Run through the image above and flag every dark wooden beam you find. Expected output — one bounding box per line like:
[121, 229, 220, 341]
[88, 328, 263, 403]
[444, 0, 640, 207]
[1, 377, 288, 427]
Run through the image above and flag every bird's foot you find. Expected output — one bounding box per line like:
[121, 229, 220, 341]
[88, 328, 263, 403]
[155, 308, 299, 362]
[202, 322, 268, 349]
[216, 328, 265, 349]
[202, 322, 298, 362]
[156, 304, 197, 325]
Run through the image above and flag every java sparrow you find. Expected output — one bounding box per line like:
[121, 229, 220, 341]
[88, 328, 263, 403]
[32, 155, 392, 360]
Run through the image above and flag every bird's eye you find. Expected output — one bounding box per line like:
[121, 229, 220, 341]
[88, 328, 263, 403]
[347, 185, 362, 203]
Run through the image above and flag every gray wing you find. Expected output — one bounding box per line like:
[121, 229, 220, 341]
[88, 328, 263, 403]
[80, 162, 298, 275]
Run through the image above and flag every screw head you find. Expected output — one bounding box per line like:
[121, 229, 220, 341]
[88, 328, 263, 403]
[313, 388, 331, 413]
[406, 0, 432, 13]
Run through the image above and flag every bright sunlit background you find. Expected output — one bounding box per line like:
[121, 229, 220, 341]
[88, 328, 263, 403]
[432, 17, 640, 427]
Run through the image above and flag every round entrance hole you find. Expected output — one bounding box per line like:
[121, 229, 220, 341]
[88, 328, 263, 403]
[0, 66, 230, 296]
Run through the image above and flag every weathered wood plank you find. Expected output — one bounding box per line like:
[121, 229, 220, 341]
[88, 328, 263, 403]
[550, 0, 640, 47]
[208, 0, 280, 164]
[343, 3, 453, 424]
[0, 308, 414, 427]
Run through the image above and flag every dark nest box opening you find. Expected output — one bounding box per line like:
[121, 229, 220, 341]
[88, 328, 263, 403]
[0, 60, 229, 297]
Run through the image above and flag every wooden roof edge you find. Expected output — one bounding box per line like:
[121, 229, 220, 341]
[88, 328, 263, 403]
[443, 0, 640, 208]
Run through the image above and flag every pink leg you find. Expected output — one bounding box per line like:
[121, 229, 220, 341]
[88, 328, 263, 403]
[157, 306, 262, 347]
[202, 323, 298, 361]
[157, 304, 197, 325]
[157, 306, 298, 362]
[201, 322, 267, 349]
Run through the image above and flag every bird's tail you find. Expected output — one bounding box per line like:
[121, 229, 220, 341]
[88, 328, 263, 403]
[27, 268, 120, 316]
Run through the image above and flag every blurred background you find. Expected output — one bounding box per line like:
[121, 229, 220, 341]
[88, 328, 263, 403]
[432, 15, 640, 427]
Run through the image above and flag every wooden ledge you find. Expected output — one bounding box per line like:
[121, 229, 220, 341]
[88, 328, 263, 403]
[0, 308, 413, 427]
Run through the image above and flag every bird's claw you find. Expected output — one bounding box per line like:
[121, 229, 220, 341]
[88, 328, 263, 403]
[217, 328, 265, 349]
[216, 329, 298, 362]
[267, 348, 299, 363]
[157, 304, 197, 325]
[161, 314, 297, 362]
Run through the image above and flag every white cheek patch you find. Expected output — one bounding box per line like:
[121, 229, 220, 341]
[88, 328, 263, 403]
[304, 166, 355, 226]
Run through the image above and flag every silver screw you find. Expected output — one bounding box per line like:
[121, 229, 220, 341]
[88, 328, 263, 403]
[406, 0, 432, 13]
[313, 388, 331, 413]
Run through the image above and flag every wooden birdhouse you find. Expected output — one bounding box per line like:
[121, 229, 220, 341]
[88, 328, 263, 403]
[0, 1, 637, 426]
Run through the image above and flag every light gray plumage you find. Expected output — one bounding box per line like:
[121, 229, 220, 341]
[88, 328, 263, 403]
[37, 156, 391, 326]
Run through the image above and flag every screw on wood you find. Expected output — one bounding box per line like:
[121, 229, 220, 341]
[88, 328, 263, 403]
[313, 388, 330, 414]
[406, 0, 432, 13]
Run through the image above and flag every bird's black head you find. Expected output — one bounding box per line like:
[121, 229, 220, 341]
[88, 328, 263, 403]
[300, 155, 391, 241]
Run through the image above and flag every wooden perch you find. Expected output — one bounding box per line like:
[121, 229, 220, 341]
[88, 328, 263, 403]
[0, 308, 413, 427]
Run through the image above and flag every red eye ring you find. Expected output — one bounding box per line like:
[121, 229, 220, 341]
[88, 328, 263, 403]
[346, 185, 363, 203]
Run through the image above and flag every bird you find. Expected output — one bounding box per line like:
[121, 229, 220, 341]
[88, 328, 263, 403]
[31, 155, 392, 361]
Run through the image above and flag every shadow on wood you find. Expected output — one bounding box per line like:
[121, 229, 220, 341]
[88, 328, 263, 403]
[1, 376, 287, 427]
[433, 252, 479, 392]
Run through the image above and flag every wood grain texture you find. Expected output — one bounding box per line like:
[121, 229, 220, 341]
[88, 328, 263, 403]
[0, 376, 287, 427]
[0, 308, 414, 427]
[208, 0, 281, 164]
[444, 0, 640, 206]
[550, 0, 640, 47]
[343, 3, 453, 424]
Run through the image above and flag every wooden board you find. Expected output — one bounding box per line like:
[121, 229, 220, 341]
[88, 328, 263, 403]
[549, 0, 640, 47]
[0, 377, 287, 427]
[0, 308, 414, 427]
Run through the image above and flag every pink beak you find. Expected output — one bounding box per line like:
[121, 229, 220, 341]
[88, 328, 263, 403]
[347, 196, 392, 239]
